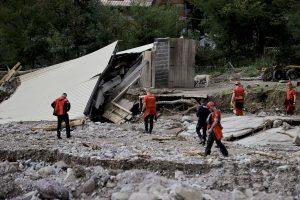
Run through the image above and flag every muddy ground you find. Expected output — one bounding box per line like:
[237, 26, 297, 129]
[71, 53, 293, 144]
[0, 75, 299, 199]
[0, 113, 299, 200]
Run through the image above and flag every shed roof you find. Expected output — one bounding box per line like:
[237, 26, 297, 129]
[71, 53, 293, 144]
[0, 41, 117, 123]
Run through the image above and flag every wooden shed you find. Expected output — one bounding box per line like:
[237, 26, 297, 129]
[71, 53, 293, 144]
[140, 38, 196, 88]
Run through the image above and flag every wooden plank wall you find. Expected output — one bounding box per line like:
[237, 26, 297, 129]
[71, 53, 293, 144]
[153, 38, 170, 88]
[169, 38, 195, 88]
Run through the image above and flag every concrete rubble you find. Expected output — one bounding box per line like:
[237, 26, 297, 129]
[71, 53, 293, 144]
[0, 113, 299, 199]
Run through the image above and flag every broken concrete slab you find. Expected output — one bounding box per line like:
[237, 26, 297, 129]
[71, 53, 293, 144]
[235, 127, 300, 146]
[222, 115, 300, 141]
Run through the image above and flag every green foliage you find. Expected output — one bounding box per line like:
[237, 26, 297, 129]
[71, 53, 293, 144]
[0, 1, 181, 69]
[190, 0, 299, 70]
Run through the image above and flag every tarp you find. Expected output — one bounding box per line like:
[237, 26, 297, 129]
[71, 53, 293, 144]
[0, 41, 118, 123]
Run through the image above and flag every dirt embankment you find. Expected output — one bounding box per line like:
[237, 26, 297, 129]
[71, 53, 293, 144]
[0, 77, 20, 104]
[211, 85, 294, 114]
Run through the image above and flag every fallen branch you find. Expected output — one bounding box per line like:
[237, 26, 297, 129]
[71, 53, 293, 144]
[157, 99, 196, 107]
[152, 135, 187, 141]
[0, 62, 22, 86]
[82, 142, 101, 150]
[183, 150, 205, 157]
[183, 105, 197, 115]
[248, 151, 283, 159]
[277, 131, 294, 138]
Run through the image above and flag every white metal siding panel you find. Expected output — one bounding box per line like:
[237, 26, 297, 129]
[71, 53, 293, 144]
[0, 41, 117, 123]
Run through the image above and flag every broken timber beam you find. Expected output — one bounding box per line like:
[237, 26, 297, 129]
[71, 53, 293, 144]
[248, 151, 283, 160]
[31, 119, 85, 131]
[0, 62, 22, 86]
[157, 99, 196, 107]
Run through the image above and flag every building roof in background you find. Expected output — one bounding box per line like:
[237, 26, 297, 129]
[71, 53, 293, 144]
[100, 0, 154, 7]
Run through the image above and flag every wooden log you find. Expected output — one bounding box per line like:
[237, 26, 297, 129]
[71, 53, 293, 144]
[31, 119, 85, 131]
[183, 150, 205, 157]
[183, 105, 197, 115]
[0, 62, 22, 86]
[152, 134, 186, 141]
[157, 99, 196, 107]
[277, 131, 295, 138]
[248, 151, 283, 159]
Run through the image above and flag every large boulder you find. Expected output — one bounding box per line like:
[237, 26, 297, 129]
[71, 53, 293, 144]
[174, 186, 203, 200]
[282, 122, 292, 131]
[81, 177, 96, 194]
[53, 160, 68, 171]
[38, 166, 55, 176]
[64, 168, 76, 183]
[111, 192, 131, 200]
[273, 119, 283, 128]
[181, 116, 193, 123]
[0, 176, 21, 199]
[0, 161, 19, 174]
[232, 187, 253, 200]
[294, 133, 300, 146]
[73, 165, 86, 178]
[36, 178, 70, 200]
[129, 192, 156, 200]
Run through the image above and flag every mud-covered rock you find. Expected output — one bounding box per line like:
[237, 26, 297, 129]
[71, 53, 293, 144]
[174, 185, 203, 200]
[36, 178, 70, 200]
[38, 166, 55, 176]
[73, 165, 86, 178]
[273, 120, 283, 128]
[14, 190, 38, 200]
[182, 116, 193, 123]
[0, 175, 21, 199]
[129, 192, 156, 200]
[232, 187, 253, 200]
[0, 161, 19, 174]
[81, 176, 96, 194]
[111, 192, 131, 200]
[294, 133, 300, 146]
[53, 160, 68, 171]
[64, 168, 76, 183]
[282, 122, 292, 130]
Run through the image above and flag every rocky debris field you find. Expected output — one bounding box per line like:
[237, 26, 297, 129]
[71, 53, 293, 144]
[0, 114, 299, 199]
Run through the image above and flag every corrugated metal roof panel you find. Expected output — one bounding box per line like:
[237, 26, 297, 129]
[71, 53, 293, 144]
[0, 41, 117, 123]
[117, 43, 153, 54]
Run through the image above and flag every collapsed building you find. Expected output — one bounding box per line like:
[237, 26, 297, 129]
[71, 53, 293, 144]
[0, 38, 197, 124]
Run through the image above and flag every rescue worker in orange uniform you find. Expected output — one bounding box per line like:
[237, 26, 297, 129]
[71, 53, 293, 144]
[285, 81, 297, 115]
[142, 89, 156, 134]
[51, 93, 71, 139]
[231, 81, 245, 116]
[205, 102, 229, 157]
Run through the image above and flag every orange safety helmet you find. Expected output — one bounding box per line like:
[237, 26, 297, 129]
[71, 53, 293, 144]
[207, 101, 215, 109]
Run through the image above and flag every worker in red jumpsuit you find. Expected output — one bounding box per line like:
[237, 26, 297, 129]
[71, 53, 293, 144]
[142, 89, 156, 134]
[205, 102, 228, 157]
[231, 81, 245, 116]
[51, 93, 71, 139]
[285, 81, 297, 115]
